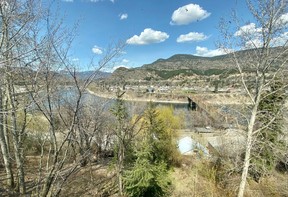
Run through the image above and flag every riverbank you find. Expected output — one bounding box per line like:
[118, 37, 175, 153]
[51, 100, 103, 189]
[86, 89, 188, 104]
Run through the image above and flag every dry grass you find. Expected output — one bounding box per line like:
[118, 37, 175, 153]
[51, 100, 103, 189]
[61, 162, 117, 197]
[1, 152, 287, 197]
[169, 155, 288, 197]
[245, 173, 288, 197]
[169, 156, 229, 197]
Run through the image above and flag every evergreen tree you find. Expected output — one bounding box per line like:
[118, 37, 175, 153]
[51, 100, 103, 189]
[144, 103, 180, 166]
[124, 141, 170, 197]
[124, 103, 180, 197]
[111, 91, 134, 196]
[123, 103, 176, 196]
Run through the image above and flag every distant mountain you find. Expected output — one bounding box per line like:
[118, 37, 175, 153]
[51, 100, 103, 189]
[108, 47, 287, 82]
[75, 71, 111, 80]
[141, 54, 231, 71]
[107, 53, 234, 82]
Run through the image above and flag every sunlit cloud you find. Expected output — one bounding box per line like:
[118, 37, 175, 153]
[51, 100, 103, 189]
[127, 28, 169, 45]
[234, 23, 263, 49]
[122, 59, 129, 63]
[234, 23, 262, 37]
[92, 45, 103, 55]
[234, 22, 288, 48]
[120, 13, 128, 20]
[177, 32, 209, 43]
[244, 39, 263, 49]
[194, 46, 228, 57]
[271, 32, 288, 47]
[170, 4, 210, 25]
[276, 13, 288, 28]
[72, 58, 79, 61]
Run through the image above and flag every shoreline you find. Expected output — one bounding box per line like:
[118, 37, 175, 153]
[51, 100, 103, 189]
[86, 89, 188, 104]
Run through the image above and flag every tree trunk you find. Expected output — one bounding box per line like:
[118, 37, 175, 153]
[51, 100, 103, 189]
[237, 108, 256, 197]
[7, 83, 26, 194]
[0, 86, 14, 188]
[41, 175, 54, 197]
[238, 84, 263, 197]
[118, 142, 124, 196]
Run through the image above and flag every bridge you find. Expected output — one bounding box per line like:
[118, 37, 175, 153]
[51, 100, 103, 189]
[187, 95, 239, 128]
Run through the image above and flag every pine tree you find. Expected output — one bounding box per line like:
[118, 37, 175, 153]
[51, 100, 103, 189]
[144, 103, 180, 166]
[123, 103, 174, 197]
[124, 141, 170, 197]
[110, 91, 131, 196]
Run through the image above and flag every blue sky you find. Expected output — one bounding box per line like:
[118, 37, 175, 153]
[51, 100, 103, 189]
[57, 0, 287, 71]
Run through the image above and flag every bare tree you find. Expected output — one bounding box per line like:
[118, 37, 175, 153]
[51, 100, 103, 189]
[0, 0, 125, 196]
[26, 24, 125, 197]
[0, 0, 44, 193]
[219, 0, 288, 196]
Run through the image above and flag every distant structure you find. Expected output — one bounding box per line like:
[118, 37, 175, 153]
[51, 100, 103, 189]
[146, 86, 155, 93]
[187, 97, 197, 111]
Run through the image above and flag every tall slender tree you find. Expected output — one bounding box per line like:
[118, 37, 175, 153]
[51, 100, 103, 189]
[111, 90, 143, 196]
[219, 0, 288, 196]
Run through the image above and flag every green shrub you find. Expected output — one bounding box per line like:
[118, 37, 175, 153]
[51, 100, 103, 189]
[124, 144, 171, 197]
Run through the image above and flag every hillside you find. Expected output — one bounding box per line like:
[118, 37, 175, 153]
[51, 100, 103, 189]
[107, 54, 233, 82]
[141, 54, 231, 71]
[106, 47, 287, 82]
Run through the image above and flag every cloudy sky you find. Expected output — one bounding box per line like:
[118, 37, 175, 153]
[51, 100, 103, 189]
[58, 0, 287, 71]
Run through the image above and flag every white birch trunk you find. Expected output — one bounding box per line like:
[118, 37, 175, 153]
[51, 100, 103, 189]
[0, 85, 14, 188]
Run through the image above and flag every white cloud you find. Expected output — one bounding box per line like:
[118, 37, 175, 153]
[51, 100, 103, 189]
[244, 39, 263, 49]
[177, 32, 209, 43]
[234, 23, 262, 37]
[92, 45, 103, 55]
[271, 32, 288, 46]
[120, 13, 128, 20]
[234, 14, 288, 49]
[122, 59, 129, 63]
[194, 46, 228, 57]
[62, 0, 73, 2]
[170, 4, 210, 25]
[72, 58, 79, 61]
[234, 23, 263, 49]
[127, 28, 169, 45]
[276, 13, 288, 27]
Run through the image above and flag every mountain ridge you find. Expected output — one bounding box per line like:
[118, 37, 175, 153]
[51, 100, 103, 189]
[108, 47, 287, 82]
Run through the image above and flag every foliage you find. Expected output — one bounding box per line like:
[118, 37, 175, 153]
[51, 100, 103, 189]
[124, 142, 171, 197]
[157, 106, 182, 131]
[123, 103, 182, 196]
[110, 92, 143, 195]
[144, 104, 181, 166]
[251, 81, 286, 179]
